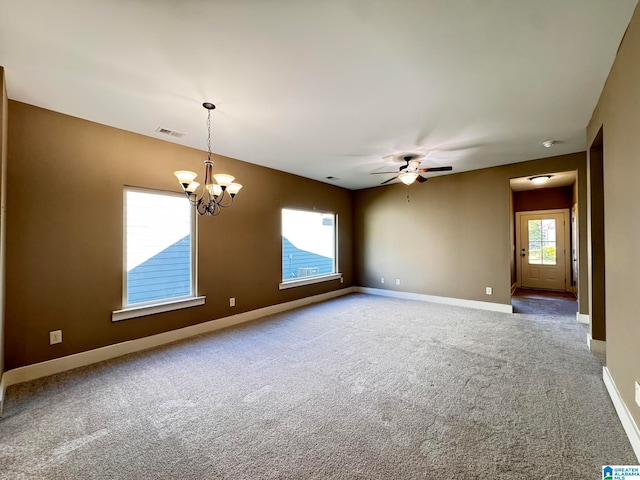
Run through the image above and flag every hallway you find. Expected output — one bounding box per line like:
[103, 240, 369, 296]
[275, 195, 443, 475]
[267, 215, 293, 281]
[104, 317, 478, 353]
[511, 288, 578, 316]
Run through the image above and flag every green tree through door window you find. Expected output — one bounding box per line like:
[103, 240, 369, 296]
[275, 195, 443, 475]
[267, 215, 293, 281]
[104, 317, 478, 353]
[528, 219, 557, 265]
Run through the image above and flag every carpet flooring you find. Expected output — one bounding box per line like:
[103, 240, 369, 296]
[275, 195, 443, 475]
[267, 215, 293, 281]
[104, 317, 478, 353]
[511, 288, 578, 316]
[0, 293, 636, 479]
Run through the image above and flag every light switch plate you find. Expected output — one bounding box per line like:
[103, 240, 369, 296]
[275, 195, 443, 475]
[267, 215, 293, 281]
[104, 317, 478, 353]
[49, 330, 62, 345]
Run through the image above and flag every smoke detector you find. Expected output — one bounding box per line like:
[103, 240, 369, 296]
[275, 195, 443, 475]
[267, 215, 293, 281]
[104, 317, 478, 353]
[542, 140, 557, 148]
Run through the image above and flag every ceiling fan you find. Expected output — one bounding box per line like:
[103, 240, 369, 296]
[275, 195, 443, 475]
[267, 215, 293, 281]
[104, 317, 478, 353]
[371, 153, 453, 185]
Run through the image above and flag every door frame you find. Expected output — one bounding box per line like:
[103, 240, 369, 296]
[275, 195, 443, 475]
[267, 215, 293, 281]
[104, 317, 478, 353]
[571, 203, 578, 294]
[515, 208, 571, 292]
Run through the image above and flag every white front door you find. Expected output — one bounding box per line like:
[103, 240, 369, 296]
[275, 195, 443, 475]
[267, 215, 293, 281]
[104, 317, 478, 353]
[518, 211, 568, 290]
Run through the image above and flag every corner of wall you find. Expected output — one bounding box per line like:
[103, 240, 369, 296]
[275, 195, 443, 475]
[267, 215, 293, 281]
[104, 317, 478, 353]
[603, 366, 640, 462]
[587, 334, 606, 354]
[0, 372, 5, 418]
[0, 65, 7, 393]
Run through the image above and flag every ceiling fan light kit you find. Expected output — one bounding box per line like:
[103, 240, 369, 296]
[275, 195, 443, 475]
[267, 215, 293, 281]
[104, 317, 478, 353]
[398, 172, 419, 185]
[174, 103, 243, 216]
[372, 154, 454, 186]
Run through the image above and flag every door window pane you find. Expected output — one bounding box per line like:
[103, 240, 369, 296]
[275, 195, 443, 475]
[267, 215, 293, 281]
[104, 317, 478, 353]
[528, 219, 542, 241]
[528, 218, 557, 265]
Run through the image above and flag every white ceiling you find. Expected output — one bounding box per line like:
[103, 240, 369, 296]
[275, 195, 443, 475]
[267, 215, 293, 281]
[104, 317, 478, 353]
[0, 0, 637, 190]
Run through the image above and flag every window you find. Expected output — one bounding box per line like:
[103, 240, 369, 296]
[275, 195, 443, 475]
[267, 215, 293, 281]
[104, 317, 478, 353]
[528, 218, 557, 265]
[280, 208, 340, 289]
[113, 188, 203, 321]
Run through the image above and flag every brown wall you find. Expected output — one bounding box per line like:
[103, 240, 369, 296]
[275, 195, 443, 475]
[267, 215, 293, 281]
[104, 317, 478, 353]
[513, 186, 574, 213]
[587, 3, 640, 430]
[0, 67, 7, 381]
[589, 139, 606, 341]
[509, 190, 515, 286]
[5, 101, 354, 370]
[354, 152, 587, 310]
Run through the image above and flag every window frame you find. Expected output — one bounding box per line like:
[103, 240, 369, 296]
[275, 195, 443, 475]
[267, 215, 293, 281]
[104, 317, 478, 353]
[278, 207, 342, 290]
[112, 186, 204, 322]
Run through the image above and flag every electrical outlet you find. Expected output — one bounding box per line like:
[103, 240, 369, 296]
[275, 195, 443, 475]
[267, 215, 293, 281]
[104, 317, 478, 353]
[635, 381, 640, 407]
[395, 278, 400, 286]
[486, 287, 493, 295]
[229, 297, 236, 307]
[49, 330, 62, 345]
[340, 277, 344, 283]
[380, 277, 385, 284]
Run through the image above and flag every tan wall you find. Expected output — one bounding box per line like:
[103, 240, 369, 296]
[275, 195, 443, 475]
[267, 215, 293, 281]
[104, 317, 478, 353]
[354, 152, 587, 310]
[587, 3, 640, 430]
[5, 101, 353, 369]
[0, 67, 7, 379]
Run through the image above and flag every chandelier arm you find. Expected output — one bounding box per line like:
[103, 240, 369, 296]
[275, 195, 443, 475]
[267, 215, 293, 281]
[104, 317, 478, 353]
[196, 199, 209, 216]
[185, 192, 201, 207]
[206, 201, 222, 216]
[215, 193, 235, 208]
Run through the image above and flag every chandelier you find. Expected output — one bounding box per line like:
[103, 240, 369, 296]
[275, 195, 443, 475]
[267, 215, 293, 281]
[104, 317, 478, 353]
[174, 102, 242, 216]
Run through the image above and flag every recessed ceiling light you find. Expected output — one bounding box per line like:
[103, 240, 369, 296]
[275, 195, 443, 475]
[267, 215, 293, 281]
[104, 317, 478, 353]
[530, 175, 552, 185]
[542, 140, 557, 148]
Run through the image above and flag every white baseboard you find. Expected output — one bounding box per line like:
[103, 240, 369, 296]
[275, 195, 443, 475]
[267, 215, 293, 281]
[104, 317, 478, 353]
[2, 287, 357, 390]
[588, 334, 606, 354]
[356, 287, 513, 313]
[603, 366, 640, 462]
[577, 313, 590, 325]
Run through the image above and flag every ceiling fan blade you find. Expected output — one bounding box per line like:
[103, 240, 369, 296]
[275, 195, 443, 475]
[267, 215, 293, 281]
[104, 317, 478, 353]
[371, 171, 401, 175]
[380, 176, 398, 185]
[416, 175, 428, 183]
[419, 166, 453, 172]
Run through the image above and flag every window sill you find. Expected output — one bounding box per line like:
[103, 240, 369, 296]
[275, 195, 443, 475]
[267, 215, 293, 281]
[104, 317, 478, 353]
[112, 296, 206, 322]
[279, 273, 342, 290]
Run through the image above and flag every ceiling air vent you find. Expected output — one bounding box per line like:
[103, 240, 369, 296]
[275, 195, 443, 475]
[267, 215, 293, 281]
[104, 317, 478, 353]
[155, 127, 186, 139]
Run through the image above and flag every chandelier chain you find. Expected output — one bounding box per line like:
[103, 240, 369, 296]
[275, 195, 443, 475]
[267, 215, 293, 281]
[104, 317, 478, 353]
[206, 110, 212, 161]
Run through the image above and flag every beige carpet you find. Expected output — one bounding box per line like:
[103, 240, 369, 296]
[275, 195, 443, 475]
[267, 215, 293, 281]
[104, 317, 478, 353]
[0, 293, 636, 479]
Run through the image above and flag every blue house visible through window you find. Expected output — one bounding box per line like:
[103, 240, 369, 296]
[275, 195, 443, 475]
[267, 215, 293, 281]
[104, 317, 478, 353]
[127, 235, 191, 304]
[281, 208, 336, 282]
[124, 188, 194, 307]
[282, 236, 334, 279]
